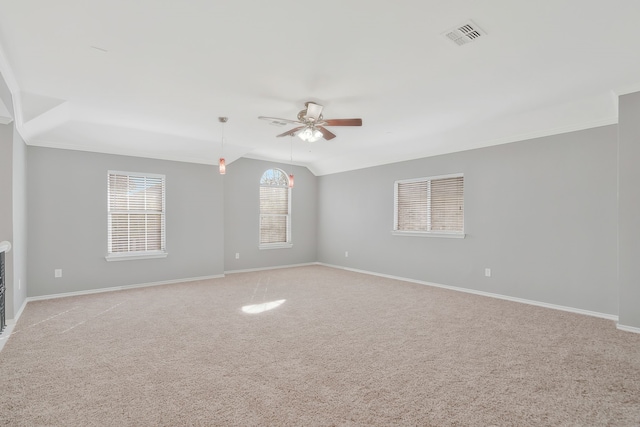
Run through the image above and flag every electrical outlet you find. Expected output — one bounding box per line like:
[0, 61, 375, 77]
[485, 268, 491, 277]
[345, 251, 349, 258]
[18, 279, 21, 290]
[55, 269, 62, 278]
[235, 253, 240, 259]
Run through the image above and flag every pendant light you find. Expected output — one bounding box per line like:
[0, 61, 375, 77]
[288, 136, 294, 188]
[218, 116, 228, 174]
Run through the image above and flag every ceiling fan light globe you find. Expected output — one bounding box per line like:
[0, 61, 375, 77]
[298, 127, 314, 142]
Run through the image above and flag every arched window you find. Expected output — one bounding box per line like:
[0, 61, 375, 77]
[259, 169, 292, 248]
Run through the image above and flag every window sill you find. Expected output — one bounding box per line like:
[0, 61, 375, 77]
[259, 243, 293, 250]
[105, 251, 168, 262]
[391, 231, 465, 239]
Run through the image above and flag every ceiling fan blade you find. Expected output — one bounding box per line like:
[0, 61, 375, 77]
[276, 126, 304, 137]
[317, 126, 336, 140]
[258, 116, 303, 125]
[305, 102, 324, 122]
[322, 118, 363, 127]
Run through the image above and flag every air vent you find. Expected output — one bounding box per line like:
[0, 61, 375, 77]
[268, 119, 288, 127]
[443, 20, 486, 46]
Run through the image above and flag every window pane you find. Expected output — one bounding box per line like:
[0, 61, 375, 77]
[145, 214, 163, 250]
[260, 187, 288, 214]
[431, 177, 464, 232]
[260, 169, 289, 186]
[397, 181, 428, 231]
[108, 175, 130, 210]
[145, 178, 164, 211]
[260, 215, 287, 243]
[128, 214, 147, 251]
[109, 213, 130, 253]
[108, 172, 166, 255]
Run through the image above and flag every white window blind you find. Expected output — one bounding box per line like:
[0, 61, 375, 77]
[107, 171, 166, 258]
[394, 174, 464, 236]
[259, 169, 291, 248]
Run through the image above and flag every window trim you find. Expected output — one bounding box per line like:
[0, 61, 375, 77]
[258, 168, 293, 250]
[259, 242, 293, 250]
[392, 173, 465, 239]
[105, 170, 168, 261]
[105, 251, 168, 262]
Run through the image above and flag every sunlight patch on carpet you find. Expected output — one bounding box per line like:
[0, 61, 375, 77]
[242, 299, 286, 314]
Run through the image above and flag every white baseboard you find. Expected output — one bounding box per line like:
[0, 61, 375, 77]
[616, 323, 640, 334]
[225, 262, 319, 275]
[26, 274, 225, 302]
[10, 297, 27, 324]
[318, 263, 619, 322]
[0, 323, 16, 352]
[0, 298, 28, 352]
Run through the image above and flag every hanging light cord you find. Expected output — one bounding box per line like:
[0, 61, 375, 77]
[221, 119, 225, 153]
[218, 116, 228, 175]
[288, 136, 295, 188]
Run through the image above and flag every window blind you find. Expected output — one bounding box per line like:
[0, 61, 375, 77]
[108, 172, 166, 254]
[259, 169, 291, 246]
[260, 186, 289, 243]
[397, 180, 429, 231]
[395, 175, 463, 234]
[430, 177, 464, 232]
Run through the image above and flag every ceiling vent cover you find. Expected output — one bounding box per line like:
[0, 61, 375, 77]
[443, 20, 486, 46]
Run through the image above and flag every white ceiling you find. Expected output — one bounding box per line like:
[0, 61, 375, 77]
[1, 1, 639, 175]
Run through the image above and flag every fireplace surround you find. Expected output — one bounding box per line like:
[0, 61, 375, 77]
[0, 241, 11, 333]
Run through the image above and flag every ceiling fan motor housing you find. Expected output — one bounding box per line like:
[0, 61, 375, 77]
[297, 108, 322, 123]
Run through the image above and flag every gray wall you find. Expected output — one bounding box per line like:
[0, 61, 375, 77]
[8, 99, 635, 325]
[0, 71, 26, 321]
[618, 92, 640, 329]
[0, 123, 14, 317]
[224, 158, 317, 271]
[27, 147, 224, 297]
[318, 125, 619, 316]
[0, 72, 26, 322]
[11, 127, 27, 314]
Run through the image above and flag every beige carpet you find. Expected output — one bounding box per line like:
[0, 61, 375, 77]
[1, 265, 639, 426]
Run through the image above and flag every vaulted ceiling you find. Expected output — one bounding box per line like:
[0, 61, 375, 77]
[1, 1, 639, 175]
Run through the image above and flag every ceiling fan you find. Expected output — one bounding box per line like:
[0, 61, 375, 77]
[259, 102, 362, 142]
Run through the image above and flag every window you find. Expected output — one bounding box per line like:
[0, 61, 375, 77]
[106, 171, 167, 260]
[393, 174, 464, 238]
[259, 168, 292, 249]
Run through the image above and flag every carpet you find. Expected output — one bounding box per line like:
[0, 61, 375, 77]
[1, 265, 639, 426]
